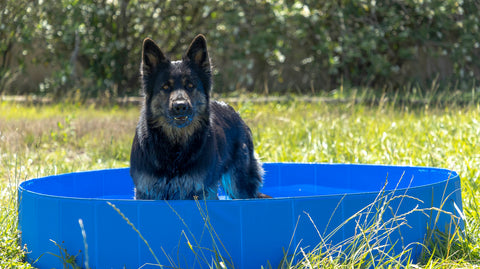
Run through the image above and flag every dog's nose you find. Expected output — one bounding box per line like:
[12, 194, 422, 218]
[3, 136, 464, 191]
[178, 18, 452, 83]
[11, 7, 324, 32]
[173, 101, 188, 112]
[172, 100, 192, 116]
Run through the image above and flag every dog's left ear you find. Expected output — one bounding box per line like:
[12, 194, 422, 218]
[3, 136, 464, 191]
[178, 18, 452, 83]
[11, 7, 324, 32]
[184, 34, 210, 71]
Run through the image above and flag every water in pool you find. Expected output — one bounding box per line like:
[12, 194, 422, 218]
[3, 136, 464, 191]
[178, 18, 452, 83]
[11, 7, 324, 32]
[99, 184, 354, 200]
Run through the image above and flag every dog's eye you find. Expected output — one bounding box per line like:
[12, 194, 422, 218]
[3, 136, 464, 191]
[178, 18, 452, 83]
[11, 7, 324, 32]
[186, 83, 195, 89]
[162, 84, 170, 90]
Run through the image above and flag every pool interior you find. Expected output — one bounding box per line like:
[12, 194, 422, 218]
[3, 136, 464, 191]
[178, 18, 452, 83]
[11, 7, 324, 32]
[20, 164, 458, 200]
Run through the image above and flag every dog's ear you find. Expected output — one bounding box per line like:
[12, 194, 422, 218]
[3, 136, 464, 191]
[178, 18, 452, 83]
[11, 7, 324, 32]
[141, 38, 168, 76]
[184, 34, 210, 72]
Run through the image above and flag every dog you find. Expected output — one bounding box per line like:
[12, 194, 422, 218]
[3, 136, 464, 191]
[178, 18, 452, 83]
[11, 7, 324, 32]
[130, 34, 267, 200]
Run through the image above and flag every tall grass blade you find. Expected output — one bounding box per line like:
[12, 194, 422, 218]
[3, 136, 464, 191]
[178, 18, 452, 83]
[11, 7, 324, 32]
[107, 202, 163, 268]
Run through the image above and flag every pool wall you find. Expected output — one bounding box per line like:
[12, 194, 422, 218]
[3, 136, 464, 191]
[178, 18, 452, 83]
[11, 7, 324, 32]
[18, 163, 463, 268]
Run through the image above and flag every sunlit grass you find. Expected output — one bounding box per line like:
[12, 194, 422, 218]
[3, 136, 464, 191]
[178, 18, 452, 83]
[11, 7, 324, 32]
[1, 92, 479, 268]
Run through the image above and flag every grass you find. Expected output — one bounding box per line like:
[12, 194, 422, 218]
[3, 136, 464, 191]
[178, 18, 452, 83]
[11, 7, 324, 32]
[1, 88, 480, 268]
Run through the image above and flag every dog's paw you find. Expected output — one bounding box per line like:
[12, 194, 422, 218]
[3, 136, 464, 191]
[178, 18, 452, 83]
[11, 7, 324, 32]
[257, 193, 272, 199]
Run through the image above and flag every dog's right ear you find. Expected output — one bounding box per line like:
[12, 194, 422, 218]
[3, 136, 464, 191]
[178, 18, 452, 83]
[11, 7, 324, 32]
[141, 38, 168, 76]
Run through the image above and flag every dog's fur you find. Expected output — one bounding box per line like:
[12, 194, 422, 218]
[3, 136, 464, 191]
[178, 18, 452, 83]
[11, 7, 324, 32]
[130, 35, 265, 200]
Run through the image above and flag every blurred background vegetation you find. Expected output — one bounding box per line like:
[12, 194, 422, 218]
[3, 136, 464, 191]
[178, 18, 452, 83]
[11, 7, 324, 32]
[1, 0, 479, 99]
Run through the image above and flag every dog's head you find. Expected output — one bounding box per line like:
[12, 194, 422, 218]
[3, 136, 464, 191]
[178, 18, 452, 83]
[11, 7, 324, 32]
[140, 35, 212, 138]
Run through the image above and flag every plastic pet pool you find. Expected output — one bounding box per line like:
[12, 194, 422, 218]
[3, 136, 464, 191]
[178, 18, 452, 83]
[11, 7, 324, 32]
[18, 163, 463, 268]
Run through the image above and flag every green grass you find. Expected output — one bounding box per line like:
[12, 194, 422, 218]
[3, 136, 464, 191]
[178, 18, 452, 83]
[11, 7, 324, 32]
[1, 90, 480, 268]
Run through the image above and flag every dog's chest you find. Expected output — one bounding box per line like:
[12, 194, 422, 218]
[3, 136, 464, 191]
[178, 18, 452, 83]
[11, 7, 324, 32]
[135, 170, 215, 199]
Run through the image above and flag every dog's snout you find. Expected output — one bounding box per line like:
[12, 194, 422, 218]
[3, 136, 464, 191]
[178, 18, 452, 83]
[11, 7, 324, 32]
[169, 89, 193, 116]
[173, 101, 189, 113]
[171, 98, 193, 118]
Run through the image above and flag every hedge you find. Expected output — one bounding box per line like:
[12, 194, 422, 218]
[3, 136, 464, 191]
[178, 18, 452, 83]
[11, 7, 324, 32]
[1, 0, 479, 97]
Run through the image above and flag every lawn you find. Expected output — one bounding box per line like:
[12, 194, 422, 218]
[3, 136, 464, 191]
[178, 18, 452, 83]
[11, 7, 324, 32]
[1, 91, 480, 268]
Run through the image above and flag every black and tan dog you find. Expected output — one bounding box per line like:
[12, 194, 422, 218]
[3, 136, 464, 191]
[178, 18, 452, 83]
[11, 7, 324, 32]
[130, 35, 266, 200]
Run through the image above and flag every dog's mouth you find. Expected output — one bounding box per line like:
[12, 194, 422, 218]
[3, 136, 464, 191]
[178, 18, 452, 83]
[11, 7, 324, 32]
[171, 114, 193, 128]
[174, 115, 189, 121]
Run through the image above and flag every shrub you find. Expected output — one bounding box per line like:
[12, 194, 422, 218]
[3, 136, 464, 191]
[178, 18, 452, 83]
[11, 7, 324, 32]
[1, 0, 478, 97]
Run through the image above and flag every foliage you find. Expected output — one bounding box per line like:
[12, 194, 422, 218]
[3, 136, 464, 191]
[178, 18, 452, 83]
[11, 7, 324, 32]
[33, 0, 223, 99]
[270, 0, 480, 90]
[1, 0, 479, 98]
[0, 0, 39, 95]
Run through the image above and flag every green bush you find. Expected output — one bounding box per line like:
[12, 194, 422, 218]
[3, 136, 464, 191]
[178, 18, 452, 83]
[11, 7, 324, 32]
[0, 0, 38, 94]
[269, 0, 479, 91]
[0, 0, 478, 97]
